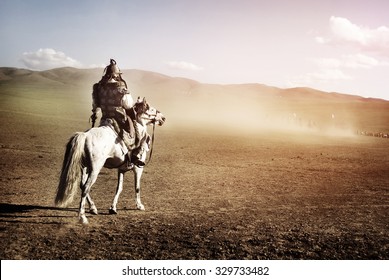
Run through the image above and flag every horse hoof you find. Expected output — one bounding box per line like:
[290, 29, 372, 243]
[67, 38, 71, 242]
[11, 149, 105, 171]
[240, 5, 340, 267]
[137, 205, 145, 211]
[109, 208, 118, 215]
[79, 216, 89, 225]
[90, 208, 98, 215]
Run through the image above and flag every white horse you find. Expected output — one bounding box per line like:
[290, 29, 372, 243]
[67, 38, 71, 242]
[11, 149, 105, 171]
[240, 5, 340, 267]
[55, 98, 165, 224]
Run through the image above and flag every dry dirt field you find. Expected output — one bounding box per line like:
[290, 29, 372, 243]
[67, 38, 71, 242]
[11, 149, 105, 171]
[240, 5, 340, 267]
[0, 68, 388, 259]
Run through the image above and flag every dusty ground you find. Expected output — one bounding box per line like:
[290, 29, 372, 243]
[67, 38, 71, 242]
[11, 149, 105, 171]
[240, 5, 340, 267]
[0, 68, 388, 259]
[1, 121, 388, 259]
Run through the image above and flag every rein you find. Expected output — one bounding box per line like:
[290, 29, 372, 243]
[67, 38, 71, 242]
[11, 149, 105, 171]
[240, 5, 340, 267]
[130, 104, 161, 167]
[137, 109, 159, 166]
[146, 121, 156, 165]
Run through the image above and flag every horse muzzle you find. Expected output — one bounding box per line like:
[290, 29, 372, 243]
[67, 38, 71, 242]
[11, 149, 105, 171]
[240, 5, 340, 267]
[155, 113, 166, 126]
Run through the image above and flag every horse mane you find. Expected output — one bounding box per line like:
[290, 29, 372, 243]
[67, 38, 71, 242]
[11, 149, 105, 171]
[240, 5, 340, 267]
[133, 97, 149, 114]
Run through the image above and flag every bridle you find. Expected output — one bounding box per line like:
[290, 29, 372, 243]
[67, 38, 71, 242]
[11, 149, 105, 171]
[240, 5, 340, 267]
[147, 120, 156, 165]
[139, 109, 161, 123]
[137, 107, 162, 165]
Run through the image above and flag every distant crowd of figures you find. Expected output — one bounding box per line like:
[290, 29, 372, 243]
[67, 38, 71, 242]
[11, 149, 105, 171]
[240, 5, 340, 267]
[357, 131, 389, 138]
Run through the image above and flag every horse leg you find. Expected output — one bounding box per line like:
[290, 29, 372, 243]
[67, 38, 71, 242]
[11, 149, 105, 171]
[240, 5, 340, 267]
[82, 168, 98, 215]
[79, 170, 100, 224]
[87, 194, 98, 215]
[134, 166, 145, 210]
[109, 170, 124, 214]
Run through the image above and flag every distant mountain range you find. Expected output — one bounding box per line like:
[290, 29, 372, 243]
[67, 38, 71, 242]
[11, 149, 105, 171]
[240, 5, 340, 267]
[1, 67, 388, 134]
[1, 66, 385, 101]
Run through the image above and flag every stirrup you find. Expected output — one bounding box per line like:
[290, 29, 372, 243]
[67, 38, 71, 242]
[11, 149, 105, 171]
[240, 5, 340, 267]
[133, 159, 145, 167]
[131, 155, 145, 167]
[123, 161, 134, 171]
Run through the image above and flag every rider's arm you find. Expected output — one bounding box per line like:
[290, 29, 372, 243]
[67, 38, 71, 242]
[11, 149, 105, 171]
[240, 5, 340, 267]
[91, 84, 101, 126]
[121, 92, 134, 110]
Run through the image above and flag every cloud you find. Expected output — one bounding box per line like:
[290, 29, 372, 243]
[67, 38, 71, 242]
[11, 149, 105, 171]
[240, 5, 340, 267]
[288, 68, 353, 87]
[299, 16, 389, 90]
[165, 60, 203, 71]
[341, 53, 388, 68]
[317, 16, 389, 56]
[292, 17, 389, 95]
[287, 57, 354, 89]
[309, 69, 353, 81]
[313, 53, 387, 69]
[20, 48, 83, 70]
[287, 51, 389, 91]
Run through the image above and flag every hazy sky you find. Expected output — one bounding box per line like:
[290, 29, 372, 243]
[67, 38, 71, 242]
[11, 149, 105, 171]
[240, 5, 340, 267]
[1, 0, 388, 100]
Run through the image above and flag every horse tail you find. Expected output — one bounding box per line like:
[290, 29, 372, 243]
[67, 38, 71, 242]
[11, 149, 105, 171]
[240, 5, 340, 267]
[55, 132, 87, 207]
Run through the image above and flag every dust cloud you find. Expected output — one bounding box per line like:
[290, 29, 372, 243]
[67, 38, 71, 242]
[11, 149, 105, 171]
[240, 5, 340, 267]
[162, 91, 357, 139]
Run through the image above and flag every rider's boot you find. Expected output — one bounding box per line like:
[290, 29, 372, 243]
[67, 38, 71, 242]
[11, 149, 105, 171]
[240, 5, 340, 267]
[131, 154, 146, 167]
[131, 144, 148, 167]
[123, 152, 134, 171]
[123, 152, 145, 171]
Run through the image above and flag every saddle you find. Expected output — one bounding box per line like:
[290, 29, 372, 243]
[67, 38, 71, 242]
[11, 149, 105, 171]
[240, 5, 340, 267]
[111, 107, 136, 150]
[108, 108, 148, 168]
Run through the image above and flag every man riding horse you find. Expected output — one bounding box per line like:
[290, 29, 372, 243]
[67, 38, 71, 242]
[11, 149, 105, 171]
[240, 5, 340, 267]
[90, 59, 148, 170]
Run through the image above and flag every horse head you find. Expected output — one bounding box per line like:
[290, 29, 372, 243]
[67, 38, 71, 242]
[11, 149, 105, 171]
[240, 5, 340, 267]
[134, 97, 166, 126]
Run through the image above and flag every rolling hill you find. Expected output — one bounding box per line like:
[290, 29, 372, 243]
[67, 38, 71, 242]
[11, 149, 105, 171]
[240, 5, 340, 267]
[1, 67, 388, 136]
